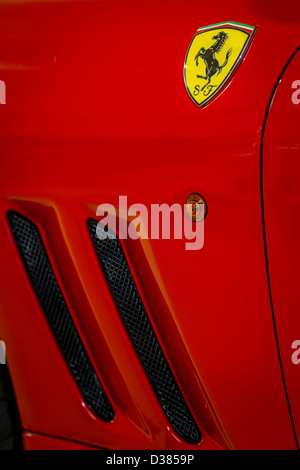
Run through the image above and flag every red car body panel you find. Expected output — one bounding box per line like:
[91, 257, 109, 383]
[263, 48, 300, 442]
[0, 0, 299, 450]
[23, 432, 98, 450]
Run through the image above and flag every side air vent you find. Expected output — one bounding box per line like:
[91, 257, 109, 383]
[8, 211, 114, 422]
[88, 219, 201, 444]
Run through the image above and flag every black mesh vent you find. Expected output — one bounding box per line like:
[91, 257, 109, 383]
[8, 211, 114, 422]
[88, 219, 201, 444]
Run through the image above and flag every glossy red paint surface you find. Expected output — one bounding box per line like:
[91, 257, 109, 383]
[263, 48, 300, 443]
[23, 432, 98, 450]
[0, 0, 299, 450]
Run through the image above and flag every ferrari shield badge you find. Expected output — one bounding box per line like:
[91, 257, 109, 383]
[184, 22, 256, 107]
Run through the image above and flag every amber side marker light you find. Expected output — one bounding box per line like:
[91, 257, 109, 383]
[185, 193, 207, 222]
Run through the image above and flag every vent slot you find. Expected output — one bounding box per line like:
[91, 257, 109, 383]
[88, 219, 201, 444]
[8, 211, 114, 422]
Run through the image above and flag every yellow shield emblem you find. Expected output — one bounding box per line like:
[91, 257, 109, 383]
[184, 22, 256, 107]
